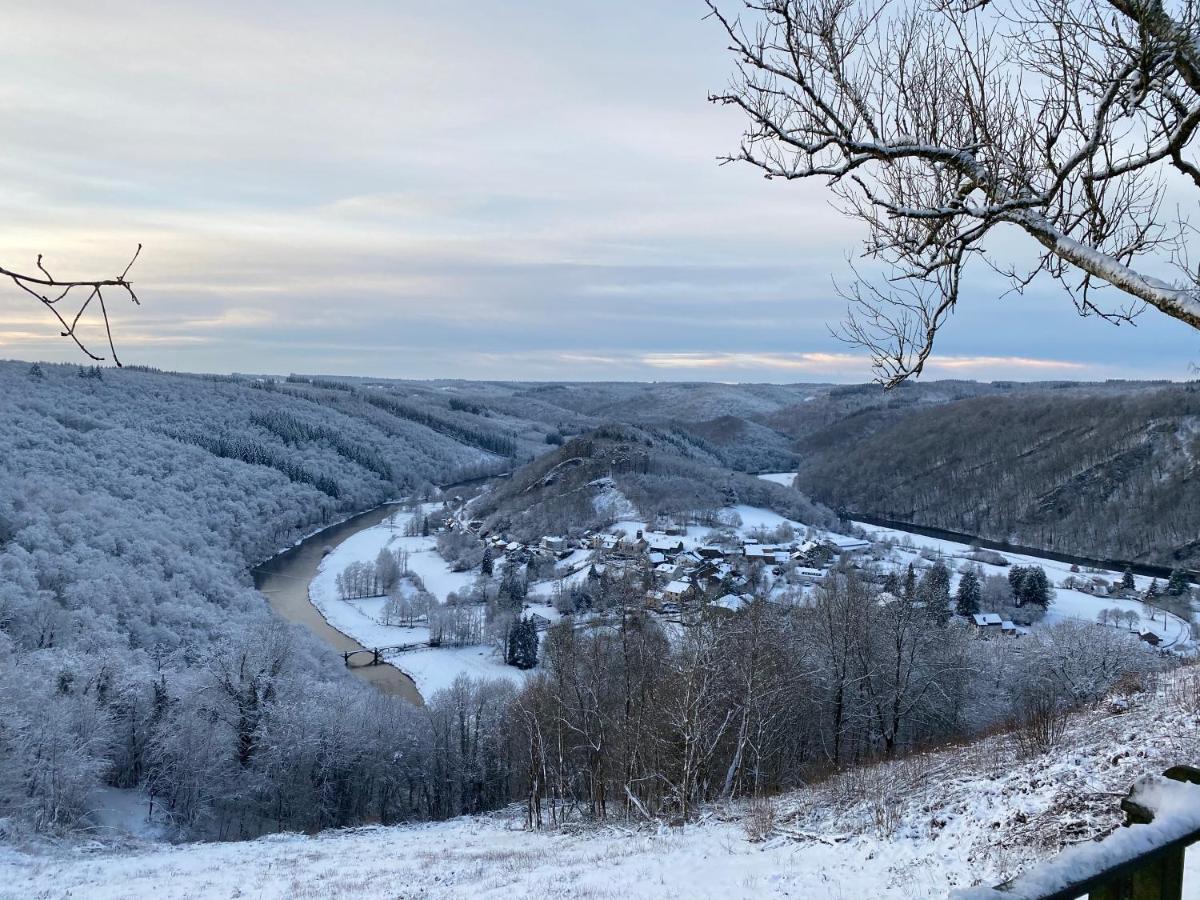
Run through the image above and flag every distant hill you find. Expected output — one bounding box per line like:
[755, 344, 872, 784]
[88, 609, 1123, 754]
[470, 423, 836, 542]
[788, 382, 1200, 568]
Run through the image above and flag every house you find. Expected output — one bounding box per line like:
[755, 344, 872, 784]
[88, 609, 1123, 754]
[647, 551, 666, 566]
[528, 613, 552, 632]
[664, 580, 694, 603]
[541, 536, 568, 553]
[1139, 630, 1163, 647]
[793, 567, 825, 585]
[971, 613, 1004, 631]
[654, 562, 680, 581]
[744, 545, 770, 560]
[712, 593, 754, 613]
[828, 535, 872, 553]
[648, 539, 684, 555]
[697, 546, 725, 560]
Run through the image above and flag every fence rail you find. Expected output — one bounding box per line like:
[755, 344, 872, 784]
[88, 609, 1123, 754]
[954, 766, 1200, 900]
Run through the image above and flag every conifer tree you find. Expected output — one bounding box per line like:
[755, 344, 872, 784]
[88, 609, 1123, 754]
[1166, 568, 1189, 596]
[1023, 566, 1052, 608]
[882, 570, 901, 596]
[481, 545, 493, 577]
[1121, 568, 1136, 592]
[506, 617, 538, 669]
[919, 561, 951, 607]
[955, 569, 982, 618]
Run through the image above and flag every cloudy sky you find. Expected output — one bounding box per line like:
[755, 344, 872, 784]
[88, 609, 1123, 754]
[0, 0, 1195, 383]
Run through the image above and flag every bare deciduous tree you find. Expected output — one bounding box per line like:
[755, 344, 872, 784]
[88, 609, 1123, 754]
[7, 245, 141, 365]
[708, 0, 1200, 385]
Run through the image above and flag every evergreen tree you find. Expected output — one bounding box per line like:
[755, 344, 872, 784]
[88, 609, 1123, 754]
[1147, 578, 1161, 598]
[521, 618, 539, 668]
[499, 566, 527, 611]
[955, 569, 982, 617]
[506, 617, 538, 669]
[882, 570, 901, 596]
[1121, 568, 1136, 591]
[902, 563, 917, 601]
[481, 545, 493, 577]
[27, 363, 44, 381]
[1166, 568, 1189, 596]
[1009, 565, 1052, 608]
[505, 618, 520, 665]
[1008, 566, 1028, 606]
[919, 561, 951, 607]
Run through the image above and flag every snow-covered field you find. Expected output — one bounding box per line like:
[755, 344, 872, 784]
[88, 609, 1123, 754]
[756, 471, 798, 487]
[855, 521, 1192, 649]
[753, 473, 1192, 649]
[308, 507, 530, 698]
[8, 669, 1199, 899]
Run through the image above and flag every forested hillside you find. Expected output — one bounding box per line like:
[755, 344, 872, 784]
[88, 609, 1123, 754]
[790, 382, 1200, 568]
[470, 423, 837, 541]
[4, 362, 1195, 845]
[0, 362, 558, 839]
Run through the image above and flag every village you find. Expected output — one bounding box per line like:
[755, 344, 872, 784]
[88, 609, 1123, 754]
[309, 486, 1193, 702]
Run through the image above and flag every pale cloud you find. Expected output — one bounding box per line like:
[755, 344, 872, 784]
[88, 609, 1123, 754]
[0, 2, 1193, 381]
[641, 352, 866, 371]
[926, 355, 1090, 372]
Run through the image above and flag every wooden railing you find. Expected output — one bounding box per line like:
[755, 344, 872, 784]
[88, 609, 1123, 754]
[954, 766, 1200, 900]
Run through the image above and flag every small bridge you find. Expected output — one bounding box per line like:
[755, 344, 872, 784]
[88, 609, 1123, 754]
[342, 643, 426, 668]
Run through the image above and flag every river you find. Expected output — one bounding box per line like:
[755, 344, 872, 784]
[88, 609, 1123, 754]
[251, 505, 424, 705]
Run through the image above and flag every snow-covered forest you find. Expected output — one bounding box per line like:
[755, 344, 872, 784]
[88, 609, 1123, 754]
[0, 362, 546, 838]
[1, 362, 1197, 900]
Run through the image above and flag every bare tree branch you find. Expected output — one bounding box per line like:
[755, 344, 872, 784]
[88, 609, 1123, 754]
[707, 0, 1200, 385]
[5, 244, 142, 366]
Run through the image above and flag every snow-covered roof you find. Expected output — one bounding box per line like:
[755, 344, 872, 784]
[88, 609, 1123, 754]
[664, 580, 691, 594]
[827, 535, 871, 551]
[972, 613, 1003, 626]
[713, 593, 750, 611]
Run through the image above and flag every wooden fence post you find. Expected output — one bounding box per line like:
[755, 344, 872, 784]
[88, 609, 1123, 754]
[1089, 766, 1200, 900]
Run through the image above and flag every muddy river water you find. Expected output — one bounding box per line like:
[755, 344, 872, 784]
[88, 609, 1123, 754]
[251, 505, 423, 705]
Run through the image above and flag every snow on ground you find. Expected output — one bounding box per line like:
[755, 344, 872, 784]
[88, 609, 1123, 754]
[591, 477, 639, 521]
[9, 669, 1200, 899]
[306, 506, 526, 699]
[757, 471, 798, 487]
[388, 644, 525, 697]
[857, 521, 1193, 649]
[83, 787, 168, 843]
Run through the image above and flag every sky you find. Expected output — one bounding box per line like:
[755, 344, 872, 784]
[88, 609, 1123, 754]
[0, 0, 1195, 383]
